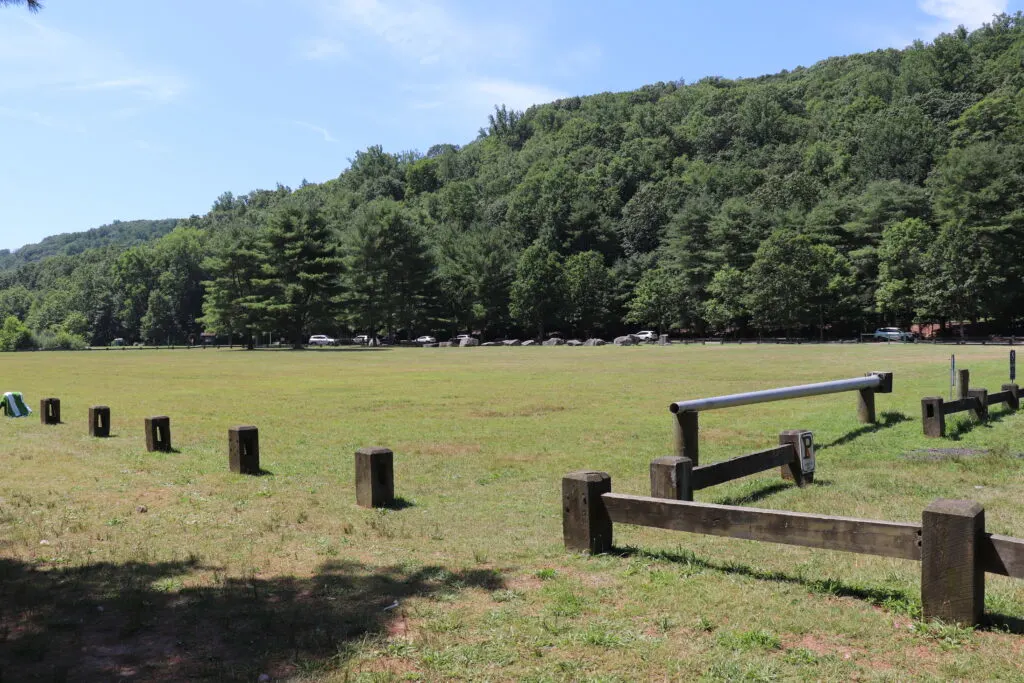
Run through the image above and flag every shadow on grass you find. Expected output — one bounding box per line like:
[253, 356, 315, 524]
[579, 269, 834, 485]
[817, 411, 912, 452]
[710, 479, 832, 507]
[383, 496, 415, 510]
[611, 545, 1024, 634]
[0, 557, 504, 681]
[947, 408, 1015, 440]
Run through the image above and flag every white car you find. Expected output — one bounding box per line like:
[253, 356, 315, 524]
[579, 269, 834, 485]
[308, 334, 335, 346]
[635, 330, 657, 342]
[415, 335, 436, 344]
[873, 327, 914, 342]
[353, 334, 370, 344]
[455, 334, 472, 342]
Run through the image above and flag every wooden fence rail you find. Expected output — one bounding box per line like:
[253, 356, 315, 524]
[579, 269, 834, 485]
[563, 470, 1024, 626]
[921, 373, 1019, 437]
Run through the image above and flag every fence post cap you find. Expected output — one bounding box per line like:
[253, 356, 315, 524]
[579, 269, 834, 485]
[356, 446, 393, 456]
[651, 455, 691, 466]
[925, 499, 983, 517]
[229, 424, 258, 433]
[563, 470, 610, 483]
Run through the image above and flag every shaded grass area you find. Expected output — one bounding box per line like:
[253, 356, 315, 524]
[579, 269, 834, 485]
[1, 344, 1023, 680]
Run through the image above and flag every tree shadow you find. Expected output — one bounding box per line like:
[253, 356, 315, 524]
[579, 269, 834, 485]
[947, 408, 1014, 440]
[0, 557, 504, 681]
[609, 545, 1023, 634]
[817, 411, 912, 451]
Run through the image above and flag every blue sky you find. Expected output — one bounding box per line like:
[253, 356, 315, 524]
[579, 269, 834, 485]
[1, 0, 1020, 251]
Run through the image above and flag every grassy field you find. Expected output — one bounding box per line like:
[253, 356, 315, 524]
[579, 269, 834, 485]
[1, 344, 1022, 681]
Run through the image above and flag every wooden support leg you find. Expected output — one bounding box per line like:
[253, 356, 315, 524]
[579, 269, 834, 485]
[857, 388, 876, 424]
[673, 411, 699, 466]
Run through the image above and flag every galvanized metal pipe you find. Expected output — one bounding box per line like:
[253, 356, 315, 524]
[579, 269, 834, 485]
[669, 375, 883, 414]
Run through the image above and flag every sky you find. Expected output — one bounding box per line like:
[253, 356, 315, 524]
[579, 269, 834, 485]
[1, 0, 1020, 251]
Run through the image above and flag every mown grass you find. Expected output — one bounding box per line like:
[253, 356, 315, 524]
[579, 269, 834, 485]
[0, 344, 1022, 681]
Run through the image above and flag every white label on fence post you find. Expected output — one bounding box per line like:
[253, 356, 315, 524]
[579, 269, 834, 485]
[799, 432, 815, 474]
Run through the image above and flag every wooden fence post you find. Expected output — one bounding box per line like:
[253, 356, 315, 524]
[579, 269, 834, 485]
[228, 426, 260, 474]
[40, 398, 60, 425]
[562, 471, 612, 554]
[88, 406, 110, 437]
[144, 416, 171, 452]
[778, 430, 813, 486]
[1002, 383, 1020, 411]
[673, 411, 699, 466]
[967, 389, 988, 422]
[921, 397, 945, 438]
[856, 388, 876, 424]
[650, 456, 692, 501]
[355, 447, 394, 508]
[958, 369, 970, 400]
[921, 499, 984, 625]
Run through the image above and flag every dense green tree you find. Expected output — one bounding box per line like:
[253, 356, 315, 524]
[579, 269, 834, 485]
[624, 267, 689, 333]
[257, 206, 344, 347]
[509, 242, 563, 339]
[875, 218, 933, 324]
[200, 220, 267, 348]
[703, 266, 747, 335]
[562, 251, 611, 338]
[0, 316, 33, 351]
[344, 200, 433, 340]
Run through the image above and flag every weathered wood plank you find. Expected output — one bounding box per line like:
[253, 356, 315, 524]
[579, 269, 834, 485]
[602, 493, 922, 561]
[942, 397, 982, 416]
[986, 390, 1012, 406]
[981, 534, 1024, 579]
[691, 445, 795, 490]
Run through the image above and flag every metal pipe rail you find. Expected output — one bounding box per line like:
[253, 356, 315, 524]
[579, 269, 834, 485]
[670, 375, 883, 414]
[669, 372, 892, 466]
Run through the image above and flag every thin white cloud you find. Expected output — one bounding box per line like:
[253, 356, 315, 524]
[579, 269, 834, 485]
[300, 37, 347, 61]
[318, 0, 526, 66]
[0, 106, 86, 133]
[917, 0, 1007, 31]
[466, 79, 566, 112]
[294, 120, 339, 142]
[0, 16, 185, 102]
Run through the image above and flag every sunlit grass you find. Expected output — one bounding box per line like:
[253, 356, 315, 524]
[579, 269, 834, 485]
[0, 344, 1022, 680]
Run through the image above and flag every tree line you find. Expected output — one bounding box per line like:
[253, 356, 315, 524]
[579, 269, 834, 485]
[3, 15, 1024, 349]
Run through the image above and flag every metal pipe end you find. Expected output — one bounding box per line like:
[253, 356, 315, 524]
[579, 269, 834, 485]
[669, 403, 680, 414]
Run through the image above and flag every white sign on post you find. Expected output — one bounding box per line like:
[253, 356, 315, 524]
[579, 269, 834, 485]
[799, 432, 815, 474]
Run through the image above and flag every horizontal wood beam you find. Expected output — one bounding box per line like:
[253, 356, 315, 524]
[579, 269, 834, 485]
[981, 534, 1024, 579]
[601, 492, 922, 561]
[942, 397, 982, 416]
[691, 445, 795, 490]
[986, 390, 1012, 406]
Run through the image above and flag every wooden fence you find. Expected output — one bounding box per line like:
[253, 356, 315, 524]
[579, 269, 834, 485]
[921, 369, 1019, 437]
[652, 430, 814, 501]
[563, 471, 1024, 626]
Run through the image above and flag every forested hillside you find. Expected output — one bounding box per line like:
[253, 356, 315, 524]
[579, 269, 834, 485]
[2, 15, 1024, 350]
[0, 219, 179, 271]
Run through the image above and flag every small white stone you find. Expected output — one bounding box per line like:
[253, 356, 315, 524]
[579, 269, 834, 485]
[39, 539, 50, 545]
[974, 485, 984, 489]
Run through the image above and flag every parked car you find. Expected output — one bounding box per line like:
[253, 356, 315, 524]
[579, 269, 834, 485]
[415, 335, 436, 344]
[455, 334, 472, 342]
[353, 334, 370, 344]
[308, 334, 336, 346]
[873, 327, 914, 342]
[635, 330, 657, 342]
